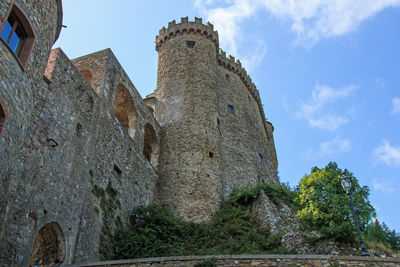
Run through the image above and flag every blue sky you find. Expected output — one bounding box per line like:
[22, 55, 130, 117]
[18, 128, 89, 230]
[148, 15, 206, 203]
[55, 0, 400, 232]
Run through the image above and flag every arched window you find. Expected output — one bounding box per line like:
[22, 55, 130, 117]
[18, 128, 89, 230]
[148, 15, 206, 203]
[0, 101, 6, 138]
[113, 84, 138, 138]
[0, 4, 35, 68]
[80, 69, 93, 85]
[28, 222, 66, 266]
[143, 123, 159, 171]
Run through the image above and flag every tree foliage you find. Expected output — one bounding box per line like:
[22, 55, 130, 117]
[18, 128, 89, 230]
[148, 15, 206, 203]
[295, 162, 375, 242]
[365, 220, 400, 252]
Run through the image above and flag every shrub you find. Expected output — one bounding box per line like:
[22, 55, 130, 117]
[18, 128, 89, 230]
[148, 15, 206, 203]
[102, 185, 291, 260]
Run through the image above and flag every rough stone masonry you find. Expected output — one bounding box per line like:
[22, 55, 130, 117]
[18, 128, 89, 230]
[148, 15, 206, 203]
[0, 1, 279, 266]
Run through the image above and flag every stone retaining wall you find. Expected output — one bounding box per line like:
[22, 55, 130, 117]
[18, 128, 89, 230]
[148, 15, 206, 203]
[65, 254, 400, 267]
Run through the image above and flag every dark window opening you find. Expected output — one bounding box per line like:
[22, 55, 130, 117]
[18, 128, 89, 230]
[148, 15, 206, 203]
[209, 151, 214, 158]
[216, 117, 220, 128]
[0, 5, 35, 67]
[75, 123, 82, 136]
[258, 153, 263, 164]
[46, 138, 58, 148]
[0, 103, 5, 137]
[113, 164, 122, 176]
[186, 40, 195, 48]
[227, 104, 234, 113]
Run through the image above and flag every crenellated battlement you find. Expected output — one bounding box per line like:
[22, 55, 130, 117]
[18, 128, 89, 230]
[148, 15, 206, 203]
[156, 17, 219, 51]
[217, 48, 271, 135]
[217, 49, 258, 101]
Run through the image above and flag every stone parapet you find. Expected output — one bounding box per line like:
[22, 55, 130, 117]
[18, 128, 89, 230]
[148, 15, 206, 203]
[156, 17, 219, 51]
[64, 254, 400, 267]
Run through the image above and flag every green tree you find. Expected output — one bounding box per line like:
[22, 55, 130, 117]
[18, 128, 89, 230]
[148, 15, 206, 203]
[295, 162, 375, 243]
[365, 220, 400, 251]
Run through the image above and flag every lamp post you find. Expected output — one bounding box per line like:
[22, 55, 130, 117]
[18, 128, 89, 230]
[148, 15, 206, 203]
[340, 171, 369, 256]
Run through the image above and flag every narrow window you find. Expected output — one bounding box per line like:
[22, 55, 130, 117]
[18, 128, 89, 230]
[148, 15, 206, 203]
[75, 123, 82, 136]
[113, 164, 122, 177]
[227, 104, 234, 113]
[0, 103, 5, 137]
[209, 152, 214, 158]
[216, 117, 220, 128]
[258, 153, 263, 164]
[186, 40, 195, 48]
[0, 5, 35, 67]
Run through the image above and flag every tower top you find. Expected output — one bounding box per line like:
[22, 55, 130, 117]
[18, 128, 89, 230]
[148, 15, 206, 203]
[155, 17, 219, 51]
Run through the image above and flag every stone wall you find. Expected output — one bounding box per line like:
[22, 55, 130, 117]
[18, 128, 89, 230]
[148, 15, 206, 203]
[0, 43, 161, 266]
[0, 0, 61, 265]
[1, 9, 161, 263]
[63, 255, 400, 267]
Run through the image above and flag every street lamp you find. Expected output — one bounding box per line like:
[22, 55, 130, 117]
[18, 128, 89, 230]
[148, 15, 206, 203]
[340, 171, 369, 256]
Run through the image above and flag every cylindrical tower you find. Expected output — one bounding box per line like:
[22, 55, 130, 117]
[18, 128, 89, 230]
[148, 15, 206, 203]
[154, 17, 222, 222]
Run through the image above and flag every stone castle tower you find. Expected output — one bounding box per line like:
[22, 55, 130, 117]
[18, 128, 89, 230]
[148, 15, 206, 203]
[0, 1, 278, 265]
[154, 17, 278, 222]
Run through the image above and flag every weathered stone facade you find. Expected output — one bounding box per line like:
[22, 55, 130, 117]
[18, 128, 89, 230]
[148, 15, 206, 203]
[154, 17, 278, 222]
[0, 2, 278, 266]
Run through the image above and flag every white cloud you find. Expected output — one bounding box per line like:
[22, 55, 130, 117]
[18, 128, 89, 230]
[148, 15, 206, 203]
[392, 97, 400, 114]
[240, 40, 268, 72]
[260, 0, 400, 46]
[296, 83, 357, 131]
[196, 0, 257, 55]
[195, 0, 400, 51]
[374, 140, 400, 167]
[304, 138, 351, 159]
[308, 115, 348, 131]
[372, 179, 397, 193]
